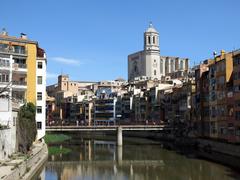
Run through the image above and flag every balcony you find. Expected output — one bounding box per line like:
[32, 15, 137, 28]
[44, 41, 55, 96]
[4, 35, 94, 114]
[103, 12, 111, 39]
[0, 81, 9, 89]
[0, 46, 27, 56]
[12, 63, 27, 74]
[12, 81, 27, 90]
[0, 62, 27, 73]
[0, 61, 10, 67]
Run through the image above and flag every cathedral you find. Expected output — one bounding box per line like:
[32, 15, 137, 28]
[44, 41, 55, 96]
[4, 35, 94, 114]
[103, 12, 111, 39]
[128, 23, 189, 81]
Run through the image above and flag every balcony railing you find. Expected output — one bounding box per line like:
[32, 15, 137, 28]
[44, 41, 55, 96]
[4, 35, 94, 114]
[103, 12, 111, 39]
[12, 81, 27, 86]
[0, 62, 10, 68]
[12, 63, 27, 69]
[0, 47, 27, 55]
[0, 81, 9, 84]
[0, 62, 27, 70]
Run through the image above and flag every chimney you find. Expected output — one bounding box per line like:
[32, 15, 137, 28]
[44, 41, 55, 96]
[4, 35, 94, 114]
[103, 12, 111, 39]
[220, 50, 225, 56]
[1, 28, 8, 36]
[20, 33, 27, 39]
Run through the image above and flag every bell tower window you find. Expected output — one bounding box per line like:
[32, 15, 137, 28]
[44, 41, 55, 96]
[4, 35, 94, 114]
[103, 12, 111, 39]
[148, 36, 151, 44]
[171, 60, 174, 72]
[180, 61, 184, 70]
[153, 36, 155, 44]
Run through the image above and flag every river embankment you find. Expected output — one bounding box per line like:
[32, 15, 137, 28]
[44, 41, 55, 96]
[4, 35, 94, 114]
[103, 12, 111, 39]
[0, 141, 48, 180]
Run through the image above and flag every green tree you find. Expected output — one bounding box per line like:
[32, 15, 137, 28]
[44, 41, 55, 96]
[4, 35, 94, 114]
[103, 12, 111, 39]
[17, 102, 37, 153]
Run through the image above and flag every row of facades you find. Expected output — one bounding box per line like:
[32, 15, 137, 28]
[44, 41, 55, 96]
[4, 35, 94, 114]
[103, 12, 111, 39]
[46, 49, 240, 143]
[193, 50, 240, 143]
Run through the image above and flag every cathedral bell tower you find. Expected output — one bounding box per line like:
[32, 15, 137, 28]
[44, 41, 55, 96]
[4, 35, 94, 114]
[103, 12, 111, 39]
[144, 22, 160, 52]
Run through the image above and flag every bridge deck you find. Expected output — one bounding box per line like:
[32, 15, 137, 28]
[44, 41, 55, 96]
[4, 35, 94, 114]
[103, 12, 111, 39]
[46, 125, 170, 132]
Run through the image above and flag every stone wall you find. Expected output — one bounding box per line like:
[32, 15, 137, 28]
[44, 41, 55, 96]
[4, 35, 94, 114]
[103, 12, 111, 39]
[0, 125, 16, 160]
[3, 142, 48, 180]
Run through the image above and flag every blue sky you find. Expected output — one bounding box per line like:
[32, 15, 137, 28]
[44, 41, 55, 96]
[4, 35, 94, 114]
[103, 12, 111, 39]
[1, 0, 240, 85]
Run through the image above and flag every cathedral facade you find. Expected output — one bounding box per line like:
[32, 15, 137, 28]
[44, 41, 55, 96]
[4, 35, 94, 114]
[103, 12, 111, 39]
[128, 23, 189, 81]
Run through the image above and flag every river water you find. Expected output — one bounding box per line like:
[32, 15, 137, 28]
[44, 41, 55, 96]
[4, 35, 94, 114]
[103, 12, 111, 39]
[34, 134, 240, 180]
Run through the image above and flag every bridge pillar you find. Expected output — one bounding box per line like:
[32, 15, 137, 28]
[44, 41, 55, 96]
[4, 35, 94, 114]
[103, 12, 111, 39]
[117, 146, 123, 165]
[117, 126, 123, 146]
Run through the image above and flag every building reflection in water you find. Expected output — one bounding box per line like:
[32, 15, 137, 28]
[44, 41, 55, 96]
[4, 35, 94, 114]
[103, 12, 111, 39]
[36, 137, 240, 180]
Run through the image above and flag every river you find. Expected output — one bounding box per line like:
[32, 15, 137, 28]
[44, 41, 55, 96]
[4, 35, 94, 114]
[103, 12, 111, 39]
[33, 133, 240, 180]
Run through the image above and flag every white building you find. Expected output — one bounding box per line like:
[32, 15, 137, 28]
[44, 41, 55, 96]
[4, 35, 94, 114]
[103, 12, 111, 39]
[128, 23, 189, 81]
[0, 98, 18, 159]
[0, 55, 20, 159]
[36, 53, 47, 139]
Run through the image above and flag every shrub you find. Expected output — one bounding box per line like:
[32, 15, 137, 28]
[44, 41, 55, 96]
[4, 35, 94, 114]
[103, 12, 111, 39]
[17, 103, 37, 154]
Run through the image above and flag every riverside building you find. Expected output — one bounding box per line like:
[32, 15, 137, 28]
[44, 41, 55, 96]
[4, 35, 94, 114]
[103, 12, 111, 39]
[0, 29, 47, 141]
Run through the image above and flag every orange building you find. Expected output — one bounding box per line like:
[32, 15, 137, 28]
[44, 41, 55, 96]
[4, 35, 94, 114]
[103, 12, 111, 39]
[232, 50, 240, 142]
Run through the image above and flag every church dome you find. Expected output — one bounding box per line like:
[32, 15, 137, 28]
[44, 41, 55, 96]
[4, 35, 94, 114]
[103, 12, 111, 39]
[145, 22, 158, 33]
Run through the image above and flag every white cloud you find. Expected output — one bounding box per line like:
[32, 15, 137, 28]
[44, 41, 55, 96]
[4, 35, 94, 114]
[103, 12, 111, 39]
[47, 72, 58, 79]
[50, 57, 82, 66]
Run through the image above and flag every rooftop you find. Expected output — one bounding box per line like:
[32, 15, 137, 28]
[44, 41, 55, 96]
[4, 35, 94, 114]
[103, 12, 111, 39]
[0, 29, 38, 45]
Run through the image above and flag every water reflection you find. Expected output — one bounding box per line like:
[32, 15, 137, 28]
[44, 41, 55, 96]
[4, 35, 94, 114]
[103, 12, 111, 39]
[34, 136, 240, 180]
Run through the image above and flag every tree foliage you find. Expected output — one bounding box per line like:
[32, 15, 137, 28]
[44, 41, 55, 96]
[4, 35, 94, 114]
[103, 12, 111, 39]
[17, 102, 37, 153]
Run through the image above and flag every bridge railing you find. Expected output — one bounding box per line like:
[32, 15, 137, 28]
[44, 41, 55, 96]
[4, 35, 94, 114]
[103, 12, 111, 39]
[45, 124, 170, 130]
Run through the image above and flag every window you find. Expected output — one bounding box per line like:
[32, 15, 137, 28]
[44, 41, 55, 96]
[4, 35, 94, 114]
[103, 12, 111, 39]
[37, 122, 42, 130]
[220, 127, 227, 135]
[37, 92, 42, 100]
[148, 36, 151, 44]
[13, 45, 25, 54]
[236, 127, 240, 136]
[0, 73, 9, 82]
[160, 59, 163, 74]
[180, 61, 184, 70]
[37, 62, 42, 69]
[37, 106, 42, 113]
[154, 70, 156, 75]
[236, 100, 240, 108]
[171, 60, 174, 72]
[218, 76, 225, 85]
[37, 76, 42, 84]
[153, 36, 155, 44]
[210, 122, 217, 134]
[0, 59, 10, 67]
[13, 117, 16, 126]
[234, 85, 240, 92]
[236, 111, 240, 120]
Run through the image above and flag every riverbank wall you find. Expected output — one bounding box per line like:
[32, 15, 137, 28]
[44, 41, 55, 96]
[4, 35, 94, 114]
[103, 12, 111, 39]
[122, 131, 240, 169]
[196, 138, 240, 157]
[1, 141, 48, 180]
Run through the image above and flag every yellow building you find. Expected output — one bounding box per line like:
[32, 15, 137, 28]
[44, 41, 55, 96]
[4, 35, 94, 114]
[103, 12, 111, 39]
[0, 29, 47, 139]
[208, 50, 233, 139]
